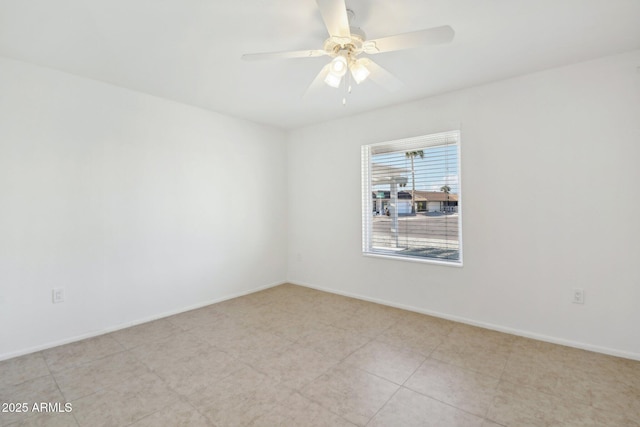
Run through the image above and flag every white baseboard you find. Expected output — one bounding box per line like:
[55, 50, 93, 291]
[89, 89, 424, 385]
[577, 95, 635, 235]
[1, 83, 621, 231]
[6, 279, 638, 362]
[0, 280, 286, 362]
[287, 280, 640, 362]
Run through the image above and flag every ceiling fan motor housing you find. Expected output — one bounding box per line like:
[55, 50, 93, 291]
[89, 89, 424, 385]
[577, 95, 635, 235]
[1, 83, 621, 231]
[323, 26, 366, 58]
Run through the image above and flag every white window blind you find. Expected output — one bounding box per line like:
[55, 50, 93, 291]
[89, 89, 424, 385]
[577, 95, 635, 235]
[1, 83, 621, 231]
[361, 131, 462, 265]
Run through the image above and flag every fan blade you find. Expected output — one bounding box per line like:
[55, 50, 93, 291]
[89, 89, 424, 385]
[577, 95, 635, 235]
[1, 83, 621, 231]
[303, 63, 331, 98]
[363, 25, 454, 54]
[242, 49, 328, 61]
[361, 59, 403, 92]
[316, 0, 351, 39]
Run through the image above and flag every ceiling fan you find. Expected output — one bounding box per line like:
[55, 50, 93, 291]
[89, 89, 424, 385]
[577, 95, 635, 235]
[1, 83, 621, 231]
[242, 0, 455, 100]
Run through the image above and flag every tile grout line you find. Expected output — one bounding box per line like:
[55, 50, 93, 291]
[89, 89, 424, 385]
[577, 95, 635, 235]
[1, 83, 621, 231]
[41, 351, 81, 427]
[403, 355, 496, 420]
[363, 386, 402, 426]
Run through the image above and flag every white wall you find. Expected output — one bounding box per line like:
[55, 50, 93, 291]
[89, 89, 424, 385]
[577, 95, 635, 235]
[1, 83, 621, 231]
[2, 50, 638, 361]
[287, 50, 640, 359]
[0, 58, 288, 359]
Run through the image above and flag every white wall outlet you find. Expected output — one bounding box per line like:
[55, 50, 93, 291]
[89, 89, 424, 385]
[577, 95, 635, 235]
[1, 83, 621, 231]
[572, 288, 585, 304]
[52, 288, 65, 304]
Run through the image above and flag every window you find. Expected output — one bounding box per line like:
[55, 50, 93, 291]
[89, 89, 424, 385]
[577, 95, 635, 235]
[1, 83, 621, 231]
[361, 130, 462, 265]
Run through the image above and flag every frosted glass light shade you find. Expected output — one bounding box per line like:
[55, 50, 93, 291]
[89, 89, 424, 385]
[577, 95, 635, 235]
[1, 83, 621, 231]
[324, 72, 342, 88]
[329, 56, 348, 76]
[350, 59, 371, 84]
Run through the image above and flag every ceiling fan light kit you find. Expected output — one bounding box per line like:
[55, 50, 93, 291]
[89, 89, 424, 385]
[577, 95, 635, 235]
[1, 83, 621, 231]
[329, 55, 347, 75]
[324, 70, 343, 88]
[242, 0, 455, 100]
[350, 58, 371, 84]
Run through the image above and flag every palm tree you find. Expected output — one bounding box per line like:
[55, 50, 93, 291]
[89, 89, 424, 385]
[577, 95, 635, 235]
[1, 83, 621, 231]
[405, 150, 424, 214]
[440, 185, 451, 212]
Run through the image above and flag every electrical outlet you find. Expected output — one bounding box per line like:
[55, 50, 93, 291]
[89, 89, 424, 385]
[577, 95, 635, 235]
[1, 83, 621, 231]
[52, 288, 65, 304]
[572, 288, 584, 304]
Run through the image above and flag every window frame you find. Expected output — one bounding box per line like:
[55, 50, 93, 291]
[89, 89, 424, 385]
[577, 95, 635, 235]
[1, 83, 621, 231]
[361, 130, 463, 267]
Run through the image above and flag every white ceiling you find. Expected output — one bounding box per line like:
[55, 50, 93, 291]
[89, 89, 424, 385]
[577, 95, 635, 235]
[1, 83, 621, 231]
[1, 0, 639, 130]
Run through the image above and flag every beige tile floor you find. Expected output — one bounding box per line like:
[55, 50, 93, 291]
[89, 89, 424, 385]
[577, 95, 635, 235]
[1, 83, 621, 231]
[1, 283, 639, 426]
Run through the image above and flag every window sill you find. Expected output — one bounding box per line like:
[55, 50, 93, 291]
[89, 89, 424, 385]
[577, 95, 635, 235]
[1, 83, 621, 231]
[363, 251, 463, 267]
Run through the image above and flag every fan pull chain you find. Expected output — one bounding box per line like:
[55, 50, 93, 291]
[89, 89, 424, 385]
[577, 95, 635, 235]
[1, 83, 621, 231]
[342, 71, 352, 106]
[342, 75, 347, 106]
